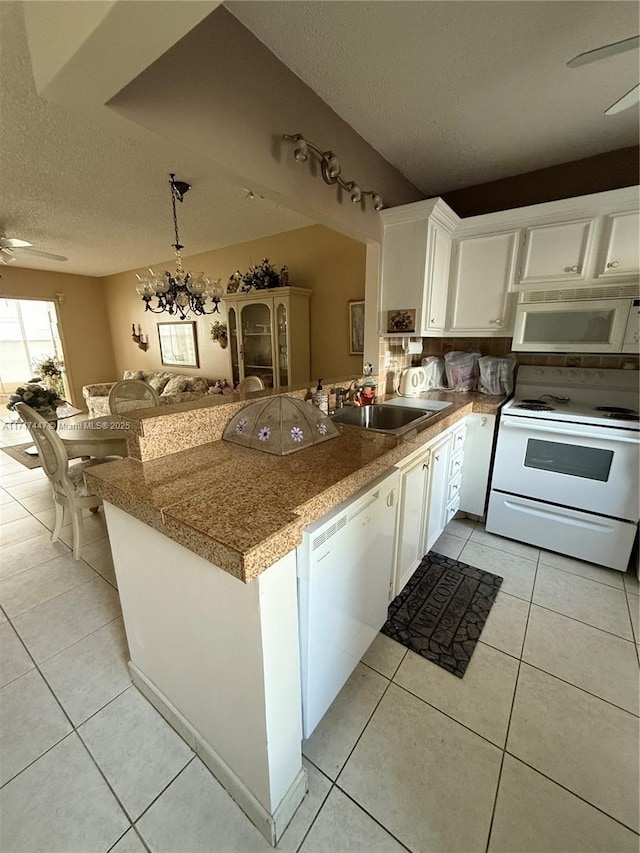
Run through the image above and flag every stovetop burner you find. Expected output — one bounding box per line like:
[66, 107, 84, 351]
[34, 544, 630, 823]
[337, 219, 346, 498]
[607, 413, 640, 422]
[595, 406, 637, 415]
[514, 403, 556, 412]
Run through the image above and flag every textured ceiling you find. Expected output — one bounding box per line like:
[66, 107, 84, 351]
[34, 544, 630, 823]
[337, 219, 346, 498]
[227, 1, 640, 195]
[3, 1, 638, 279]
[0, 3, 312, 277]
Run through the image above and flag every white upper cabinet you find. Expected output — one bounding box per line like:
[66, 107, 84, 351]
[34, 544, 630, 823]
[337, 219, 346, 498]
[448, 231, 518, 334]
[516, 219, 595, 286]
[379, 188, 638, 340]
[380, 198, 459, 337]
[597, 212, 640, 279]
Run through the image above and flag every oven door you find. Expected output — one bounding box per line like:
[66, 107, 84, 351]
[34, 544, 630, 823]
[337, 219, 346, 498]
[492, 415, 640, 521]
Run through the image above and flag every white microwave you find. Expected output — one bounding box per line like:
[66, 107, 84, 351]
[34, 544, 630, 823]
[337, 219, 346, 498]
[512, 295, 639, 354]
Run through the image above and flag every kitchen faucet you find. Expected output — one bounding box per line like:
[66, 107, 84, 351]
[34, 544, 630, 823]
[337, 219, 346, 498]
[334, 379, 360, 408]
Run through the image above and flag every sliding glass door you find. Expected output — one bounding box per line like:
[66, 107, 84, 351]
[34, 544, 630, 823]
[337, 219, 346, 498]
[0, 298, 67, 403]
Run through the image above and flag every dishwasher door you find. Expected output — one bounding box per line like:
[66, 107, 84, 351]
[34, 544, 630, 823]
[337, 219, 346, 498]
[297, 470, 399, 739]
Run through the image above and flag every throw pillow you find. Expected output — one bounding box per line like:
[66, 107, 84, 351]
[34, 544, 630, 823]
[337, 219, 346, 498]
[147, 372, 173, 394]
[189, 377, 209, 393]
[123, 369, 145, 381]
[162, 374, 190, 396]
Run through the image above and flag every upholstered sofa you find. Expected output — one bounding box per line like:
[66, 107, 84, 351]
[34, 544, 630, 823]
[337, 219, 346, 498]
[82, 369, 232, 418]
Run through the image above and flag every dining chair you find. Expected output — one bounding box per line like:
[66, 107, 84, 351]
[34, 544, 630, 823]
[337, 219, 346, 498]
[237, 375, 266, 393]
[15, 403, 114, 560]
[108, 378, 160, 415]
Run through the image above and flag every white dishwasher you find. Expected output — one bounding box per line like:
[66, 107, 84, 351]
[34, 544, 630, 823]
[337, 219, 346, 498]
[297, 469, 399, 738]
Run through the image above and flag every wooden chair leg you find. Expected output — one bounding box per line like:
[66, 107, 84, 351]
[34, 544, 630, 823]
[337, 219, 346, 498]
[52, 501, 64, 542]
[71, 510, 83, 560]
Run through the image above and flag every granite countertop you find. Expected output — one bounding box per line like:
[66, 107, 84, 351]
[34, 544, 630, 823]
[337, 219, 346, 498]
[85, 391, 506, 582]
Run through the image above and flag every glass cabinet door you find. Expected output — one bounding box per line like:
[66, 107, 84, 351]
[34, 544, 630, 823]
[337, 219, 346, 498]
[240, 302, 274, 388]
[276, 302, 288, 387]
[228, 307, 240, 387]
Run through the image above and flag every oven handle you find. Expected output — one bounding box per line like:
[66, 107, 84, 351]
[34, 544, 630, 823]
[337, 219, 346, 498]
[501, 417, 640, 444]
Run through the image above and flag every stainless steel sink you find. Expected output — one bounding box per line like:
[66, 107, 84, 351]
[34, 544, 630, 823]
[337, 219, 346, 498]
[330, 404, 438, 435]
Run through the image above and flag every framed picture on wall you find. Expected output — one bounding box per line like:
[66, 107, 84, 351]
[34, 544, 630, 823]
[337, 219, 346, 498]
[157, 321, 199, 368]
[386, 309, 416, 334]
[349, 301, 365, 355]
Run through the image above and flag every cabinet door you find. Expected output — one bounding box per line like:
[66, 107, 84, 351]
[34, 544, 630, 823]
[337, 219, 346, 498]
[424, 435, 451, 552]
[380, 219, 427, 334]
[275, 300, 289, 387]
[240, 301, 275, 389]
[459, 414, 496, 517]
[394, 453, 430, 594]
[227, 306, 240, 386]
[598, 212, 640, 279]
[422, 222, 451, 333]
[449, 232, 517, 333]
[517, 219, 594, 286]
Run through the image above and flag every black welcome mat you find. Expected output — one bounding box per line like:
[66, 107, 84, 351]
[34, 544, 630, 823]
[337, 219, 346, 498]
[381, 552, 503, 678]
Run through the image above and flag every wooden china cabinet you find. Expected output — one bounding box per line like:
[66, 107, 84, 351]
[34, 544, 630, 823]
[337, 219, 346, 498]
[224, 286, 311, 389]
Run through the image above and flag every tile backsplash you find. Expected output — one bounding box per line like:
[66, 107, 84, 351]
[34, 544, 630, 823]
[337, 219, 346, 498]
[379, 336, 639, 393]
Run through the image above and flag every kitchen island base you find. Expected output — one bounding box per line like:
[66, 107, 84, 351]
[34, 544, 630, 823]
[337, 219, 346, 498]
[103, 503, 306, 846]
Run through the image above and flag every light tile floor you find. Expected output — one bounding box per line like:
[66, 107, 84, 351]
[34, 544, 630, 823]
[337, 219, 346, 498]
[0, 430, 638, 852]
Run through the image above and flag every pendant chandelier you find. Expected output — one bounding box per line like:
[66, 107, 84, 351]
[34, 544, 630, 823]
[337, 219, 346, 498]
[135, 174, 223, 320]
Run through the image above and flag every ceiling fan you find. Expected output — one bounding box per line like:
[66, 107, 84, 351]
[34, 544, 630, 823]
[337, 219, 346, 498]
[567, 35, 640, 115]
[0, 236, 68, 266]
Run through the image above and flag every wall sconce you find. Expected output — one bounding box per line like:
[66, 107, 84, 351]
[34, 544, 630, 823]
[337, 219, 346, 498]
[282, 133, 384, 211]
[131, 324, 149, 352]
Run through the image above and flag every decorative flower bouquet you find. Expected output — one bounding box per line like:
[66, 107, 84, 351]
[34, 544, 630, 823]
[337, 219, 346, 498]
[241, 259, 289, 292]
[7, 383, 65, 419]
[210, 321, 228, 348]
[31, 355, 65, 397]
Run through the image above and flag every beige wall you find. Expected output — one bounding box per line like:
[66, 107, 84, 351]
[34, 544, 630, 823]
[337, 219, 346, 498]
[101, 224, 366, 383]
[0, 267, 117, 407]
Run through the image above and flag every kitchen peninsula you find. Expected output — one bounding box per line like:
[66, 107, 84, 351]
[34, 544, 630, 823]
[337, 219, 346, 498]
[85, 385, 504, 845]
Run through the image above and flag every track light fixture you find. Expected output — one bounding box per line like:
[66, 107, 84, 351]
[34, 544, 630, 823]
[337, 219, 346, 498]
[283, 133, 384, 211]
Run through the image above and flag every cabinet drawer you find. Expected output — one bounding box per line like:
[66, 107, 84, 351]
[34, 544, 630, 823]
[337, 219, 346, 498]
[447, 474, 462, 505]
[451, 423, 467, 451]
[444, 496, 460, 526]
[449, 449, 464, 480]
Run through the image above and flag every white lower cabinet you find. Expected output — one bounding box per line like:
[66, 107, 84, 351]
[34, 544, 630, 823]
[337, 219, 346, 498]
[393, 446, 432, 595]
[424, 434, 451, 553]
[297, 470, 400, 738]
[297, 416, 476, 736]
[393, 420, 468, 596]
[459, 413, 497, 517]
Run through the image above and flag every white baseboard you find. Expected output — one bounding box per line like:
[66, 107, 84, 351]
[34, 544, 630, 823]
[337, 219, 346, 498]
[129, 663, 307, 847]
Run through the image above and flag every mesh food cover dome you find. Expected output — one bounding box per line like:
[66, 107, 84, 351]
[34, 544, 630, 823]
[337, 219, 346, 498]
[223, 396, 340, 455]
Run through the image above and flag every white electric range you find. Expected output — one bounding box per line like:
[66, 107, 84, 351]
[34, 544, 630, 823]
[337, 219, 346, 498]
[486, 366, 639, 571]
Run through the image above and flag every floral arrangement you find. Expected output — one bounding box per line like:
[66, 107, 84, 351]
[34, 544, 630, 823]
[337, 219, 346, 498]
[210, 321, 228, 348]
[7, 383, 65, 417]
[240, 259, 289, 292]
[32, 355, 65, 397]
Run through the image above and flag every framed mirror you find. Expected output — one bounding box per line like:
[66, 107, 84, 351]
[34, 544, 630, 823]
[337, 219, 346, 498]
[157, 321, 199, 368]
